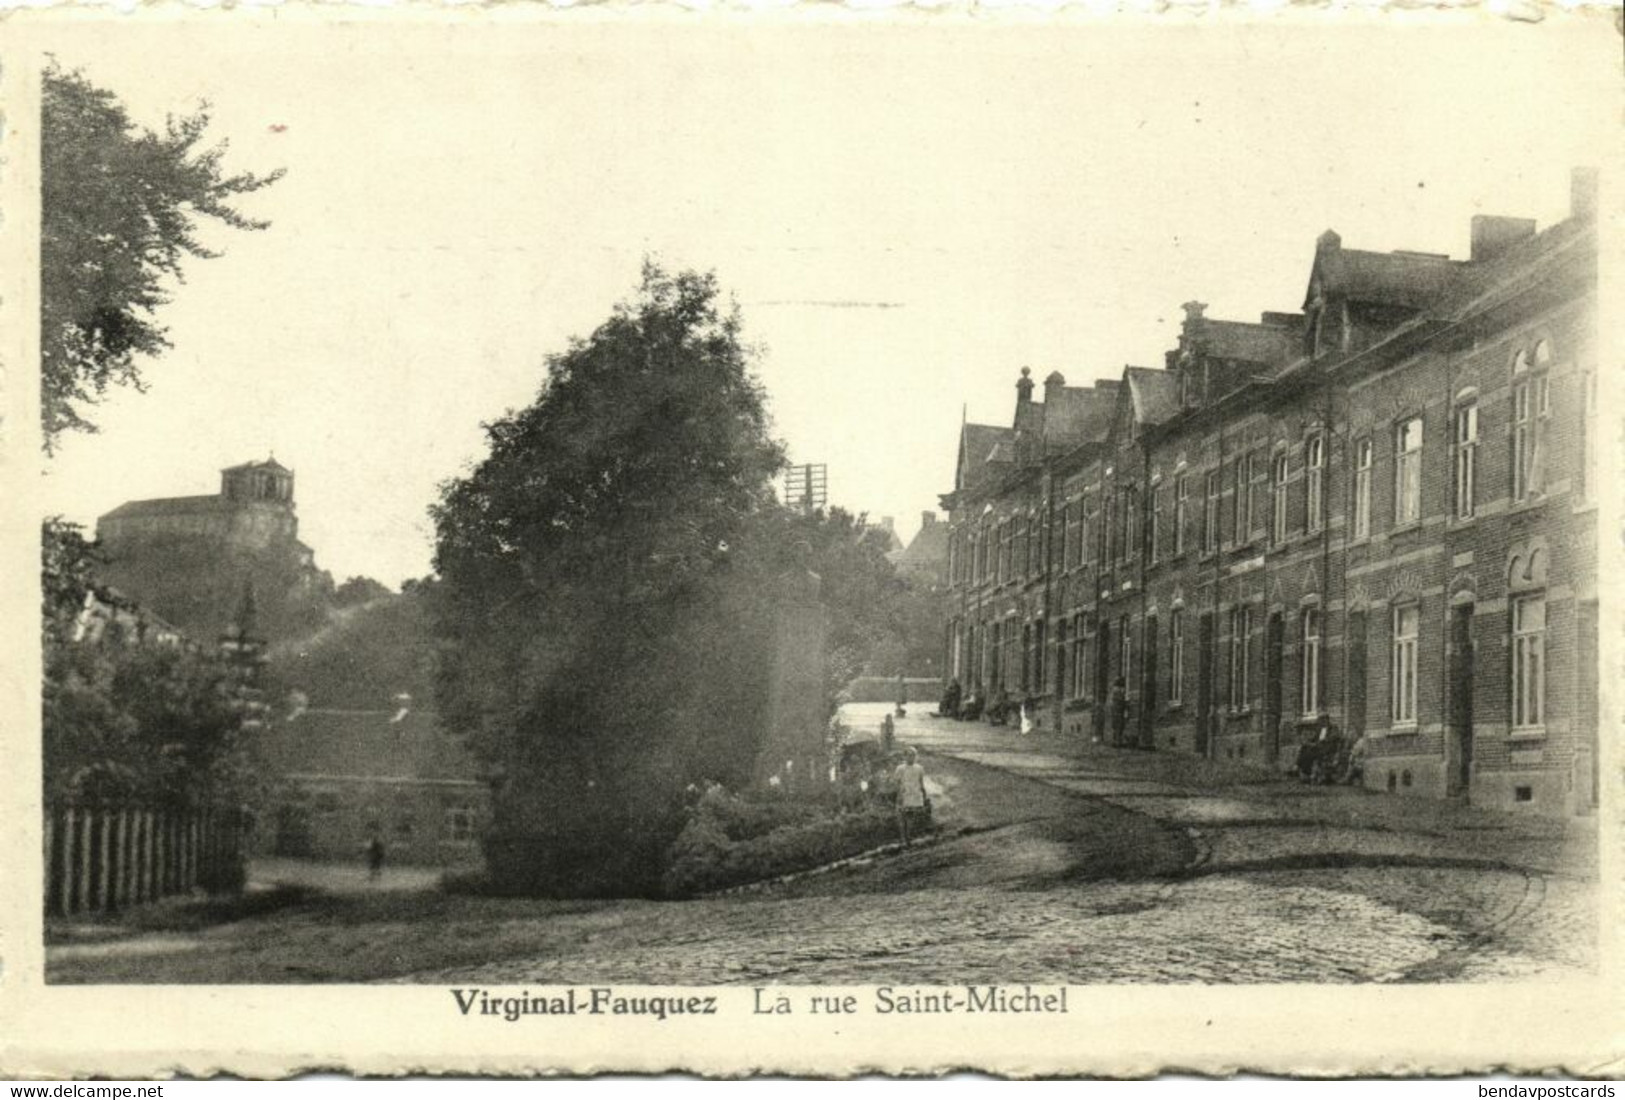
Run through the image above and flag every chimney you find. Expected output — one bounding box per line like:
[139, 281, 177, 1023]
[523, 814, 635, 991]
[1571, 166, 1598, 221]
[1043, 370, 1066, 405]
[1015, 366, 1034, 406]
[1470, 215, 1537, 262]
[921, 511, 937, 528]
[1316, 229, 1342, 255]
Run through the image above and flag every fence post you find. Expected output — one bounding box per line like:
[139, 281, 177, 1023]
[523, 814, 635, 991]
[103, 810, 120, 913]
[44, 810, 57, 916]
[61, 807, 77, 915]
[85, 809, 100, 913]
[185, 813, 198, 891]
[75, 809, 93, 914]
[156, 812, 171, 896]
[204, 809, 218, 889]
[142, 809, 156, 904]
[134, 810, 147, 905]
[121, 808, 136, 910]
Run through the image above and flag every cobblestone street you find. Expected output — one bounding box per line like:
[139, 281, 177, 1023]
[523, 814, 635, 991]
[47, 704, 1596, 985]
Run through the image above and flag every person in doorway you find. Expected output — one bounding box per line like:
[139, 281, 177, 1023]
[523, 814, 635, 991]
[1109, 677, 1129, 747]
[937, 677, 962, 719]
[892, 747, 929, 848]
[1020, 693, 1036, 736]
[365, 835, 386, 882]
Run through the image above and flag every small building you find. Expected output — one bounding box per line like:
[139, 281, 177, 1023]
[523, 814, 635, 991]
[255, 708, 492, 866]
[888, 511, 951, 588]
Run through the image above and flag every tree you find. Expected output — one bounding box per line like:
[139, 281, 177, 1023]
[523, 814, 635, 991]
[42, 519, 262, 810]
[431, 263, 787, 896]
[333, 575, 393, 608]
[266, 583, 436, 709]
[40, 61, 283, 450]
[42, 517, 100, 640]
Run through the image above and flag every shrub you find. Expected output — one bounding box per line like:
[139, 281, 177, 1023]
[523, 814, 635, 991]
[662, 790, 902, 898]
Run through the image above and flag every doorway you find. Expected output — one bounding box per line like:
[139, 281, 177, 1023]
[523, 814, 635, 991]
[1449, 601, 1475, 797]
[1196, 612, 1215, 758]
[1265, 611, 1284, 764]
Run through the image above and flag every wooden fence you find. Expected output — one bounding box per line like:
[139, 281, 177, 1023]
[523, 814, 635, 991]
[44, 803, 250, 916]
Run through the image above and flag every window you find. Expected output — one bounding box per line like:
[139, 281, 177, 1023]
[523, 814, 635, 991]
[1391, 604, 1419, 727]
[1511, 595, 1546, 730]
[1119, 615, 1133, 686]
[1228, 606, 1251, 708]
[1512, 376, 1549, 501]
[1300, 608, 1322, 716]
[1454, 403, 1478, 520]
[1204, 470, 1221, 554]
[1235, 453, 1254, 545]
[1071, 615, 1087, 698]
[1305, 435, 1325, 533]
[1057, 504, 1070, 572]
[1150, 484, 1163, 563]
[1271, 452, 1290, 544]
[444, 803, 477, 842]
[1395, 417, 1423, 525]
[1353, 439, 1373, 538]
[1169, 610, 1184, 705]
[1123, 492, 1138, 560]
[1102, 493, 1115, 564]
[1174, 474, 1189, 554]
[1034, 619, 1047, 693]
[1081, 496, 1094, 565]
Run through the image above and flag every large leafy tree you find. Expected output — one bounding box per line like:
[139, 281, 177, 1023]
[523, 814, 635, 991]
[431, 263, 787, 896]
[40, 61, 283, 450]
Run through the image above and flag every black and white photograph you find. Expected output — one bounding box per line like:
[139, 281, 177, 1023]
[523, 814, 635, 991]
[1, 7, 1620, 1078]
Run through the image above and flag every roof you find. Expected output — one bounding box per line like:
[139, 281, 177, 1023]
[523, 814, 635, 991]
[1124, 367, 1181, 426]
[893, 518, 949, 567]
[99, 494, 232, 521]
[961, 423, 1012, 466]
[1200, 319, 1302, 368]
[256, 709, 485, 784]
[1039, 383, 1115, 450]
[1308, 245, 1469, 312]
[223, 457, 291, 475]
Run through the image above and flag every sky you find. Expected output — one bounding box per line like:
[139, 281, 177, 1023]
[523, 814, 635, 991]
[32, 14, 1620, 588]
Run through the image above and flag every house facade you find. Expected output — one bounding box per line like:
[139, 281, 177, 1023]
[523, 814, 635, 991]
[255, 708, 492, 866]
[940, 172, 1599, 817]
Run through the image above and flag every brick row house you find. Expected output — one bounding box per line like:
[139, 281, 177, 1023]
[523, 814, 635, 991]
[939, 171, 1599, 816]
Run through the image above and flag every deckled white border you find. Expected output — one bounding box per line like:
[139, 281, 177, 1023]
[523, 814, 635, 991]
[0, 8, 1621, 1080]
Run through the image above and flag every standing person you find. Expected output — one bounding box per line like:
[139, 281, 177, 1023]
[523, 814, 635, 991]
[1109, 676, 1129, 747]
[892, 747, 929, 848]
[365, 835, 386, 882]
[880, 712, 896, 754]
[895, 673, 908, 718]
[1020, 693, 1036, 736]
